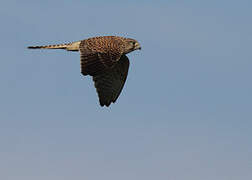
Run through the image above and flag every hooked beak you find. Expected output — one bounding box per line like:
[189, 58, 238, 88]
[135, 42, 142, 50]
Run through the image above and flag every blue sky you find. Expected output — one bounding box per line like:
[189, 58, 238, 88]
[0, 0, 252, 180]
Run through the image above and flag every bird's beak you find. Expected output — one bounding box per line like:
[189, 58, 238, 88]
[135, 42, 141, 50]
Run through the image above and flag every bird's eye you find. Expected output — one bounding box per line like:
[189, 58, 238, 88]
[132, 42, 136, 46]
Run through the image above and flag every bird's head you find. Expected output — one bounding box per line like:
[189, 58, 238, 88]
[124, 38, 141, 54]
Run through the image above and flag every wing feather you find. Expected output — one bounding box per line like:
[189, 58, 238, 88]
[92, 55, 130, 107]
[79, 37, 123, 76]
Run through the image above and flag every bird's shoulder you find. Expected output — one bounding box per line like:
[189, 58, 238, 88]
[79, 36, 126, 53]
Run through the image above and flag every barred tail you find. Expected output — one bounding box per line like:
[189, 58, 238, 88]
[28, 41, 81, 51]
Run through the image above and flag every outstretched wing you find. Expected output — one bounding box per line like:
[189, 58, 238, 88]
[92, 55, 130, 107]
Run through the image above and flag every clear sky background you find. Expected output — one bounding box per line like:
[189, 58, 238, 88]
[0, 0, 251, 180]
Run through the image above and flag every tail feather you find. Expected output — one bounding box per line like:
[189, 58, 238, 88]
[28, 41, 81, 51]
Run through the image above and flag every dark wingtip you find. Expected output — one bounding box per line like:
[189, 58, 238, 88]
[100, 101, 105, 107]
[99, 101, 111, 107]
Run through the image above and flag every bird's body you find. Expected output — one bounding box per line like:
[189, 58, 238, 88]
[28, 36, 141, 107]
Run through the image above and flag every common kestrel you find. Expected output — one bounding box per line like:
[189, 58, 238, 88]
[28, 36, 141, 107]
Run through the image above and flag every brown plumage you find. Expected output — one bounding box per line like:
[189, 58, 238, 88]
[28, 36, 141, 107]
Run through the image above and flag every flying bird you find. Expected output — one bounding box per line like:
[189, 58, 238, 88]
[28, 36, 141, 107]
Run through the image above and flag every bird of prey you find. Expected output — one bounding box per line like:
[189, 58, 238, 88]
[28, 36, 141, 107]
